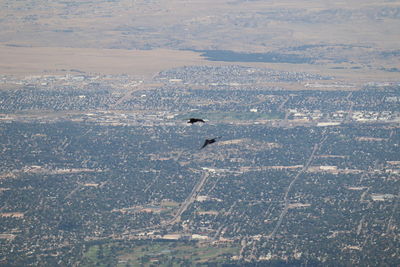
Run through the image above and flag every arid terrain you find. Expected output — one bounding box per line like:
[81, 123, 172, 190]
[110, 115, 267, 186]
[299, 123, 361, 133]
[1, 0, 399, 81]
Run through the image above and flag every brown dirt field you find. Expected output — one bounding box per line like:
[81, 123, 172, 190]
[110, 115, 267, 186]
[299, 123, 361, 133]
[0, 212, 24, 218]
[0, 45, 207, 79]
[0, 44, 398, 85]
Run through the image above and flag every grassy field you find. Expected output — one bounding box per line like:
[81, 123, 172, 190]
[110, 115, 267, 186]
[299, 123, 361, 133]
[81, 243, 115, 267]
[80, 240, 239, 267]
[116, 241, 239, 266]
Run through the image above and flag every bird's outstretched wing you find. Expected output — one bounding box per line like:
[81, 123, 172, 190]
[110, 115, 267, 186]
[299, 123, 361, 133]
[200, 137, 221, 149]
[200, 140, 209, 149]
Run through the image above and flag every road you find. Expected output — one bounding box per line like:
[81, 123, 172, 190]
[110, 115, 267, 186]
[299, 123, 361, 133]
[110, 81, 162, 109]
[268, 134, 327, 239]
[268, 90, 354, 238]
[167, 171, 210, 225]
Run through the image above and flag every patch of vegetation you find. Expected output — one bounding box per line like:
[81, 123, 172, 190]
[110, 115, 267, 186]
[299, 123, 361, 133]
[81, 240, 239, 266]
[116, 241, 239, 266]
[81, 243, 117, 267]
[380, 67, 400, 72]
[195, 50, 314, 64]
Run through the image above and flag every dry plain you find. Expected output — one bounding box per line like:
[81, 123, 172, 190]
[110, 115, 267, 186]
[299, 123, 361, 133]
[0, 0, 399, 85]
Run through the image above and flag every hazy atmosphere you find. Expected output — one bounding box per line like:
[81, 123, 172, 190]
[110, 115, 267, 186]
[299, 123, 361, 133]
[0, 0, 399, 266]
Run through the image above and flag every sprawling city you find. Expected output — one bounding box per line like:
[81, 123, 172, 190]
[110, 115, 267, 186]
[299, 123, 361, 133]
[1, 68, 398, 266]
[0, 0, 399, 266]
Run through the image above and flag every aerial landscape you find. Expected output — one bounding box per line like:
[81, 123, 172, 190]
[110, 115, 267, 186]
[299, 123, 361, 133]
[0, 0, 399, 266]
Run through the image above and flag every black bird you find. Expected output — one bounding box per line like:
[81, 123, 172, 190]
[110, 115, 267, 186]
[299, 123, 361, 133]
[201, 137, 221, 149]
[187, 118, 205, 124]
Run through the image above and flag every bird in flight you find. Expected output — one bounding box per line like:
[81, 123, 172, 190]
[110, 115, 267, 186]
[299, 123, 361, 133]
[201, 137, 221, 149]
[187, 118, 205, 124]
